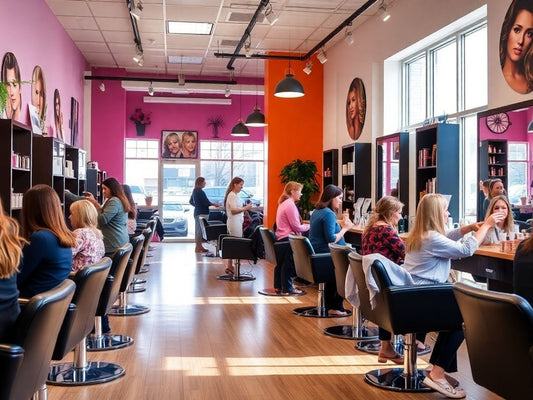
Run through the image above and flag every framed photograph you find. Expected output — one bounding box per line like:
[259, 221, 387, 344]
[70, 97, 79, 146]
[161, 130, 198, 159]
[28, 104, 42, 135]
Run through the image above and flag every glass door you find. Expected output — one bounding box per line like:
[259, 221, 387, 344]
[160, 161, 197, 240]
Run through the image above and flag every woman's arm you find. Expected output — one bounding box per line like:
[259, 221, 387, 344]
[334, 213, 354, 243]
[228, 192, 251, 215]
[286, 202, 309, 234]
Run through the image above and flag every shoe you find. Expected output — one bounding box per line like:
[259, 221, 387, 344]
[275, 289, 282, 294]
[328, 309, 349, 316]
[377, 352, 403, 364]
[195, 247, 209, 253]
[224, 267, 234, 275]
[282, 288, 303, 295]
[423, 376, 466, 399]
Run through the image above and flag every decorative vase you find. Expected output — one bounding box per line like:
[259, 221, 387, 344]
[136, 123, 146, 136]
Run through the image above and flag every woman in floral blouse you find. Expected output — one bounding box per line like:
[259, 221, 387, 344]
[362, 195, 406, 364]
[69, 199, 105, 272]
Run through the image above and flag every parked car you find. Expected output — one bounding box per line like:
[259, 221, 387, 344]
[128, 184, 147, 205]
[162, 202, 189, 236]
[203, 186, 261, 206]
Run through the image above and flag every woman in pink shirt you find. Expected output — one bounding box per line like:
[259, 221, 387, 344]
[275, 182, 310, 294]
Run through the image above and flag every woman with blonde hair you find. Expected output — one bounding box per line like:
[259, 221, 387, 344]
[69, 200, 105, 272]
[403, 194, 501, 398]
[223, 177, 252, 274]
[18, 184, 76, 298]
[0, 198, 26, 340]
[275, 181, 310, 294]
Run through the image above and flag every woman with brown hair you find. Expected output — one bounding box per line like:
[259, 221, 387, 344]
[0, 198, 26, 340]
[17, 184, 76, 298]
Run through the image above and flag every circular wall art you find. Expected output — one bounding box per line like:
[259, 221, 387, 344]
[345, 77, 366, 141]
[486, 112, 511, 134]
[499, 0, 533, 94]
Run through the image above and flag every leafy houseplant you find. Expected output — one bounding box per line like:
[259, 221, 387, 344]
[0, 83, 7, 116]
[207, 115, 224, 138]
[280, 159, 320, 218]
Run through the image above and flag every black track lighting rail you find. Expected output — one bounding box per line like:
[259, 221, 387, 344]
[84, 75, 238, 85]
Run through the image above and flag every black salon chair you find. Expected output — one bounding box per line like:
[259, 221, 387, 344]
[453, 282, 533, 400]
[87, 243, 134, 351]
[218, 229, 259, 281]
[199, 215, 227, 255]
[324, 244, 378, 339]
[137, 219, 156, 271]
[288, 235, 350, 318]
[109, 233, 150, 315]
[0, 279, 75, 400]
[258, 227, 305, 296]
[47, 258, 123, 386]
[128, 226, 153, 293]
[360, 257, 462, 392]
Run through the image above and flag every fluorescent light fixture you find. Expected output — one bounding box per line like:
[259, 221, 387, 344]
[317, 48, 327, 64]
[130, 0, 143, 20]
[378, 5, 391, 22]
[144, 96, 232, 105]
[344, 29, 354, 46]
[303, 61, 312, 75]
[263, 3, 278, 26]
[148, 82, 154, 96]
[168, 21, 213, 35]
[168, 56, 203, 64]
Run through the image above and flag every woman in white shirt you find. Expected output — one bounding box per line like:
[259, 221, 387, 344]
[223, 177, 252, 275]
[403, 193, 501, 398]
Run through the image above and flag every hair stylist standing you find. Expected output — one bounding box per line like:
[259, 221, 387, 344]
[190, 177, 221, 253]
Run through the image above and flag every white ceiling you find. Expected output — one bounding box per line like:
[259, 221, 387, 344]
[44, 0, 384, 79]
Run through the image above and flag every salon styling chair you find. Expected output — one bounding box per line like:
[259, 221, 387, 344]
[218, 228, 260, 281]
[199, 215, 227, 256]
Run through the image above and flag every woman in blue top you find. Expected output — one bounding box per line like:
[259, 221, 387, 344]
[18, 185, 76, 298]
[190, 177, 221, 253]
[309, 184, 354, 315]
[0, 198, 26, 341]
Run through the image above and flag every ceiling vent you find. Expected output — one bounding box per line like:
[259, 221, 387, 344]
[227, 12, 264, 23]
[220, 39, 241, 48]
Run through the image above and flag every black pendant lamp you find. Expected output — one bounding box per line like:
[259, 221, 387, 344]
[231, 120, 250, 136]
[245, 106, 266, 127]
[274, 72, 304, 98]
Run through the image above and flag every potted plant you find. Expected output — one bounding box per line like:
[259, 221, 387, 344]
[207, 115, 224, 138]
[279, 159, 320, 219]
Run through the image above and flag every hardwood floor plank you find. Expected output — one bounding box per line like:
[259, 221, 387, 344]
[47, 242, 503, 400]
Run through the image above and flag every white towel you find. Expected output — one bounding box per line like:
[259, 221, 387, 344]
[345, 253, 414, 309]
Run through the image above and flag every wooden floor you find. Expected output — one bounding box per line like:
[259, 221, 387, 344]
[48, 241, 503, 400]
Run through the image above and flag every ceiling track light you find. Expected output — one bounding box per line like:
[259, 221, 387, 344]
[378, 4, 391, 22]
[303, 61, 313, 75]
[244, 36, 253, 58]
[148, 81, 154, 96]
[344, 29, 354, 46]
[130, 0, 143, 20]
[263, 3, 279, 26]
[133, 51, 144, 66]
[317, 48, 327, 64]
[99, 82, 106, 92]
[224, 86, 231, 98]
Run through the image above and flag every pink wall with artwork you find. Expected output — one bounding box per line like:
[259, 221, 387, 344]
[90, 67, 264, 181]
[0, 1, 87, 145]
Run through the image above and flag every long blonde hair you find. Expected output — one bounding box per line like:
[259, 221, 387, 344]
[278, 181, 303, 204]
[70, 200, 103, 239]
[0, 199, 27, 278]
[363, 196, 403, 236]
[405, 194, 447, 252]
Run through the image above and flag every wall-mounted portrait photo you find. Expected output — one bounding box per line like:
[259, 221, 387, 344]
[500, 0, 533, 94]
[1, 52, 22, 121]
[345, 77, 367, 141]
[161, 130, 198, 159]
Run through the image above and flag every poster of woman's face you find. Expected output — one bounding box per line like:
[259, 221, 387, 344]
[54, 89, 65, 142]
[1, 52, 22, 121]
[31, 65, 47, 126]
[345, 77, 366, 141]
[161, 130, 198, 159]
[500, 0, 533, 94]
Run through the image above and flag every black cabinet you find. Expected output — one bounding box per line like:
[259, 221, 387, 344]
[0, 120, 32, 217]
[322, 149, 338, 188]
[479, 139, 507, 188]
[65, 146, 87, 195]
[86, 168, 106, 204]
[415, 123, 460, 220]
[341, 143, 371, 213]
[32, 136, 65, 204]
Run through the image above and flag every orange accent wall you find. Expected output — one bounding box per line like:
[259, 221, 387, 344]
[264, 55, 324, 228]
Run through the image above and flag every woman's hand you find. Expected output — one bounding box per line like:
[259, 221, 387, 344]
[484, 212, 504, 227]
[341, 215, 354, 230]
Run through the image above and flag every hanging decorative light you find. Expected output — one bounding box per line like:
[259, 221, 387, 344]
[274, 72, 304, 98]
[245, 60, 267, 127]
[231, 84, 250, 136]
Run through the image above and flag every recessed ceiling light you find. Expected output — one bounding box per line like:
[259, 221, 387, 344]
[168, 56, 203, 64]
[167, 21, 213, 35]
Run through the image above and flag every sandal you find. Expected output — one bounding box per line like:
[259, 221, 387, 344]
[328, 309, 349, 316]
[377, 352, 403, 364]
[224, 267, 234, 275]
[423, 376, 466, 399]
[282, 288, 303, 295]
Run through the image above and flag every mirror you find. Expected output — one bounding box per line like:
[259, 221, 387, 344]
[477, 99, 533, 221]
[376, 132, 409, 215]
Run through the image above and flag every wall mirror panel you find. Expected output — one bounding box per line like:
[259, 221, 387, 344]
[477, 99, 533, 221]
[376, 132, 409, 215]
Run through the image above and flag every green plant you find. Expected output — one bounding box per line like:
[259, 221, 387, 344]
[0, 83, 8, 116]
[279, 159, 320, 217]
[207, 115, 224, 138]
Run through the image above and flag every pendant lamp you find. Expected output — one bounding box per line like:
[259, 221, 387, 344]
[231, 120, 250, 136]
[274, 73, 304, 98]
[245, 60, 267, 127]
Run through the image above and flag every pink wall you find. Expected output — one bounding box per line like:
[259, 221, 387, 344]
[0, 1, 87, 144]
[90, 67, 264, 182]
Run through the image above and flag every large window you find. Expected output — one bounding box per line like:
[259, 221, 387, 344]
[124, 139, 159, 205]
[507, 142, 529, 205]
[200, 140, 264, 205]
[402, 19, 487, 220]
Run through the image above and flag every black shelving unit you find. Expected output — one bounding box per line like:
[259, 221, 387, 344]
[32, 135, 66, 206]
[322, 149, 338, 188]
[341, 143, 371, 216]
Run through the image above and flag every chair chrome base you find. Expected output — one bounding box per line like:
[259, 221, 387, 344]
[364, 369, 459, 393]
[47, 361, 125, 385]
[258, 288, 306, 296]
[324, 324, 379, 340]
[132, 277, 146, 284]
[86, 333, 134, 351]
[292, 306, 352, 318]
[108, 304, 150, 316]
[217, 273, 255, 281]
[126, 285, 146, 293]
